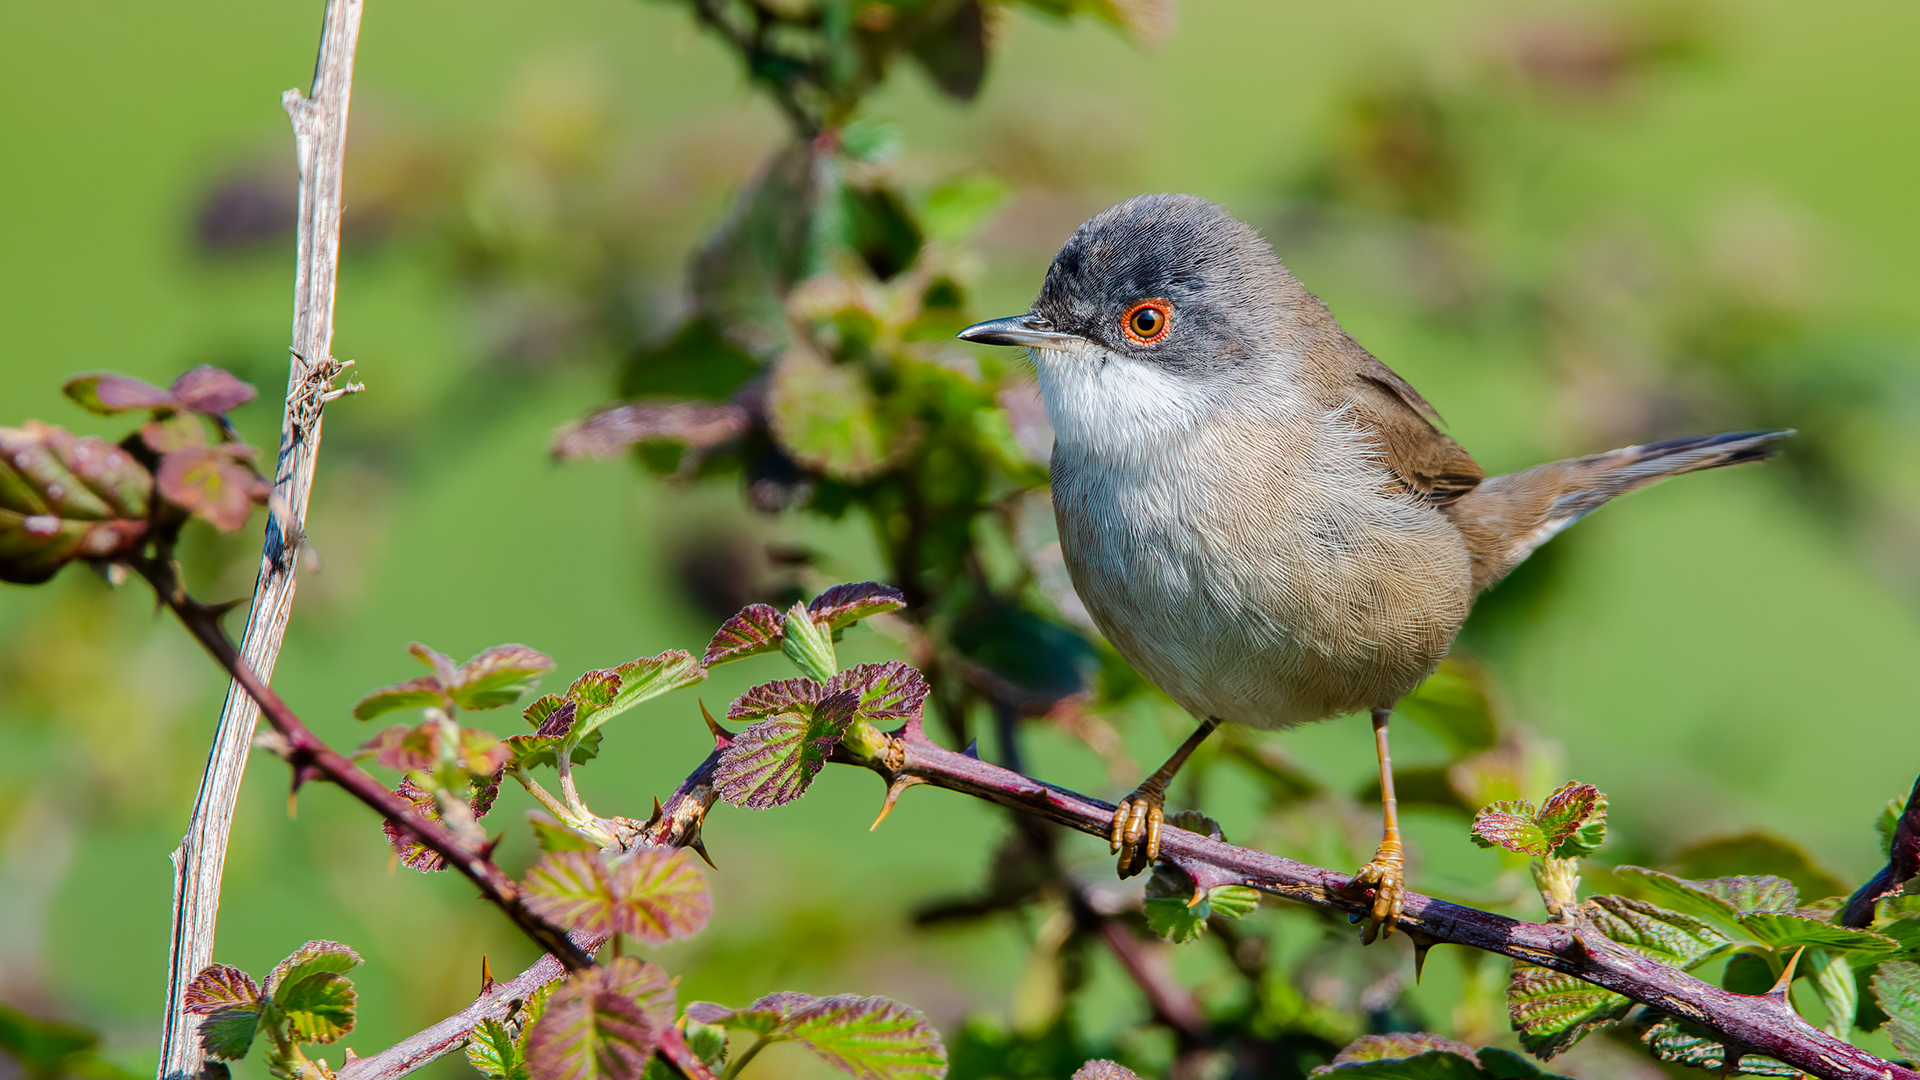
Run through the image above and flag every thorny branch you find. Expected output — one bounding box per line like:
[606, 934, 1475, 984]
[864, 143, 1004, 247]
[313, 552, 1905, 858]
[345, 711, 1918, 1080]
[159, 2, 364, 1076]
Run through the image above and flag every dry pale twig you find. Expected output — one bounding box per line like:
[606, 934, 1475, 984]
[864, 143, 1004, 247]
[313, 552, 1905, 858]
[158, 3, 362, 1075]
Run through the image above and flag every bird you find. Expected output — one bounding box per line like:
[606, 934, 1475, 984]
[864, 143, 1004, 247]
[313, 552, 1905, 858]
[957, 193, 1789, 939]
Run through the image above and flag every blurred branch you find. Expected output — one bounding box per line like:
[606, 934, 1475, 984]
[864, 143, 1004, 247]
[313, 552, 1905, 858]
[137, 556, 596, 973]
[158, 2, 364, 1076]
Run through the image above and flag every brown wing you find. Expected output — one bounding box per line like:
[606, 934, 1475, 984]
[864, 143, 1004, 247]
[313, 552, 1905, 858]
[1334, 349, 1484, 503]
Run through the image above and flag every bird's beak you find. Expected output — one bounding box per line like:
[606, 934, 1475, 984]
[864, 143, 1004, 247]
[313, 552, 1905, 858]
[957, 313, 1083, 349]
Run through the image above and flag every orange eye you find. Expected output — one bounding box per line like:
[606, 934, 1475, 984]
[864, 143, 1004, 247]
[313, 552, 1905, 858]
[1122, 300, 1172, 345]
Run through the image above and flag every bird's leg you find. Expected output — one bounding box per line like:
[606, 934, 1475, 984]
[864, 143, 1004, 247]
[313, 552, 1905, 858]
[1110, 717, 1221, 878]
[1352, 706, 1406, 942]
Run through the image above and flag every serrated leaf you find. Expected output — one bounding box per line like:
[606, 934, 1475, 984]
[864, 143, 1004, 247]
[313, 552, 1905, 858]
[453, 645, 554, 711]
[352, 676, 447, 721]
[1873, 960, 1920, 1060]
[63, 372, 176, 414]
[1071, 1062, 1140, 1080]
[468, 1018, 530, 1080]
[806, 583, 906, 632]
[1470, 800, 1546, 857]
[169, 366, 257, 414]
[279, 972, 356, 1044]
[704, 604, 785, 666]
[1506, 964, 1631, 1059]
[185, 965, 261, 1013]
[525, 959, 666, 1080]
[523, 851, 619, 936]
[1612, 867, 1789, 935]
[1583, 895, 1728, 967]
[575, 651, 708, 739]
[1535, 783, 1606, 859]
[781, 995, 946, 1080]
[157, 447, 266, 531]
[728, 677, 821, 722]
[1143, 896, 1209, 944]
[266, 940, 362, 999]
[712, 689, 858, 809]
[830, 662, 928, 722]
[1312, 1033, 1568, 1079]
[568, 670, 621, 710]
[1206, 885, 1261, 920]
[682, 1004, 784, 1036]
[1669, 832, 1848, 901]
[609, 848, 711, 944]
[1638, 1016, 1797, 1076]
[185, 966, 263, 1062]
[1737, 912, 1898, 958]
[507, 728, 604, 772]
[383, 776, 491, 872]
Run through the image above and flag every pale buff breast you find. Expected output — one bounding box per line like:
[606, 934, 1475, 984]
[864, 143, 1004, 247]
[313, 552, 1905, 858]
[1051, 408, 1475, 730]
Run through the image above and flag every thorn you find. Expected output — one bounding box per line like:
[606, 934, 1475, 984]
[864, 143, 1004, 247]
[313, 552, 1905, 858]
[206, 596, 247, 622]
[961, 738, 979, 759]
[700, 701, 732, 748]
[646, 797, 665, 829]
[341, 1049, 359, 1063]
[1406, 929, 1437, 983]
[480, 955, 495, 995]
[1766, 947, 1805, 1008]
[689, 837, 716, 869]
[477, 833, 505, 861]
[871, 775, 926, 830]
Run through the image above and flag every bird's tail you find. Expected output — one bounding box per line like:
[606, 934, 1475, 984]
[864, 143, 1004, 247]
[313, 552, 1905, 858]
[1443, 429, 1793, 593]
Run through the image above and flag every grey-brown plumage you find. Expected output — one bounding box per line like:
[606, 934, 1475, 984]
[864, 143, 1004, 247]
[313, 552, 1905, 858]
[959, 193, 1789, 930]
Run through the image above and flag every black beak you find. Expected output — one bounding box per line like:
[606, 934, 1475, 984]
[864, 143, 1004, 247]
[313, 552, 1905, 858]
[957, 313, 1083, 349]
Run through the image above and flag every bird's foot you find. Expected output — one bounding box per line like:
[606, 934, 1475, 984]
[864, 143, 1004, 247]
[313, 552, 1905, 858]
[1351, 838, 1406, 944]
[1109, 786, 1165, 879]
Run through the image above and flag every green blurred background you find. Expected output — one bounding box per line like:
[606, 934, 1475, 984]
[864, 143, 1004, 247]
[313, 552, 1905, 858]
[3, 0, 1919, 1076]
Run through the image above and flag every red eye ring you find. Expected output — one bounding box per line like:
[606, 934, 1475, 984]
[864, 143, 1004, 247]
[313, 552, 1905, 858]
[1121, 299, 1173, 345]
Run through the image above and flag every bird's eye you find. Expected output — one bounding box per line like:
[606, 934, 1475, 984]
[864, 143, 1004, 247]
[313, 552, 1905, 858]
[1121, 299, 1172, 345]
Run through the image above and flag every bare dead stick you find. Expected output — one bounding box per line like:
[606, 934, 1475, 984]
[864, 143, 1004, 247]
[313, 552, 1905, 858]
[157, 2, 363, 1076]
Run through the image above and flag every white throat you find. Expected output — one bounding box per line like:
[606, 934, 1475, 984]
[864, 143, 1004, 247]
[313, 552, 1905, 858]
[1030, 345, 1221, 461]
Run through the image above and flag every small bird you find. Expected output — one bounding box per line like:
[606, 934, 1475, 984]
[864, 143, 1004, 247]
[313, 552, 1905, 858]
[958, 193, 1788, 938]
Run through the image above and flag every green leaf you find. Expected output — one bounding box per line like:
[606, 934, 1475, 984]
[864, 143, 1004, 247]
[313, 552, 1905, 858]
[184, 965, 264, 1062]
[1311, 1033, 1572, 1078]
[1805, 948, 1856, 1038]
[1583, 895, 1728, 967]
[266, 940, 363, 1000]
[903, 0, 985, 100]
[918, 173, 1007, 245]
[1612, 867, 1789, 935]
[530, 812, 600, 854]
[703, 604, 785, 667]
[1143, 896, 1209, 944]
[1506, 964, 1630, 1059]
[279, 972, 356, 1044]
[690, 140, 825, 359]
[780, 995, 947, 1080]
[467, 1018, 530, 1080]
[453, 644, 555, 711]
[352, 676, 447, 721]
[1470, 800, 1546, 857]
[576, 650, 708, 739]
[62, 372, 175, 415]
[525, 959, 669, 1080]
[1207, 885, 1261, 920]
[712, 690, 859, 808]
[608, 848, 712, 944]
[682, 1004, 784, 1036]
[1736, 913, 1899, 958]
[156, 447, 267, 531]
[1872, 960, 1920, 1061]
[568, 670, 621, 710]
[1535, 783, 1606, 859]
[766, 345, 903, 482]
[1638, 1016, 1797, 1077]
[1397, 657, 1499, 755]
[781, 602, 838, 682]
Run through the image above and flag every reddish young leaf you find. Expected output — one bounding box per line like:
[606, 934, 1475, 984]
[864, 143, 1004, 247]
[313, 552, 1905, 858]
[0, 422, 151, 583]
[567, 669, 622, 709]
[828, 661, 928, 721]
[703, 603, 785, 666]
[184, 965, 261, 1013]
[727, 677, 822, 722]
[169, 365, 257, 414]
[806, 582, 906, 632]
[453, 644, 555, 711]
[780, 994, 946, 1080]
[360, 724, 438, 772]
[609, 847, 712, 943]
[156, 447, 266, 531]
[713, 690, 859, 809]
[1072, 1062, 1140, 1080]
[139, 413, 208, 454]
[525, 959, 666, 1080]
[1470, 799, 1548, 857]
[63, 372, 176, 415]
[1535, 782, 1606, 857]
[522, 850, 618, 936]
[381, 778, 497, 872]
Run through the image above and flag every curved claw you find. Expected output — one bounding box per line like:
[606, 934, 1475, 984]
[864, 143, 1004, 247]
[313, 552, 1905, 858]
[1109, 794, 1164, 879]
[1352, 843, 1407, 944]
